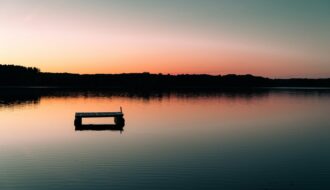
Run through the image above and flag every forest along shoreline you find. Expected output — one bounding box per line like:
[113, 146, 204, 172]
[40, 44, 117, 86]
[1, 64, 330, 88]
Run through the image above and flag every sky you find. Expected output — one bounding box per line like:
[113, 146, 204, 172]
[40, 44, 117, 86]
[0, 0, 329, 78]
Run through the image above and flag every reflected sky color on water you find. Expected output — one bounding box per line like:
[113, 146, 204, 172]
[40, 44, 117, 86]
[0, 89, 330, 189]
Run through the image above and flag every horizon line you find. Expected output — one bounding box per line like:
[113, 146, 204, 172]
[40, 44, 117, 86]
[1, 64, 329, 80]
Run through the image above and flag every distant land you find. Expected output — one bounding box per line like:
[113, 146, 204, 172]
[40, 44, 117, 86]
[1, 64, 330, 88]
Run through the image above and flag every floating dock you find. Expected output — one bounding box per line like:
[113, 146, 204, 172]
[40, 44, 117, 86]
[74, 108, 125, 126]
[75, 124, 124, 132]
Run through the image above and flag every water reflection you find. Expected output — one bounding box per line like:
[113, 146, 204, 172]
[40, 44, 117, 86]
[1, 87, 330, 108]
[0, 89, 40, 107]
[1, 88, 330, 189]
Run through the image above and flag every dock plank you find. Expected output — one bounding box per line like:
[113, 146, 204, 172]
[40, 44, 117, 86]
[75, 112, 123, 118]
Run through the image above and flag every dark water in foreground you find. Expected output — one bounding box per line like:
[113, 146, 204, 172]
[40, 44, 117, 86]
[0, 89, 330, 190]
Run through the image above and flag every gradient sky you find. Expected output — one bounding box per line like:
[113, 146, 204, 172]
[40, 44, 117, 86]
[0, 0, 329, 77]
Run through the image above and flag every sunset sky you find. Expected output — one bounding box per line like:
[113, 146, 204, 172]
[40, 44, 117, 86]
[0, 0, 329, 77]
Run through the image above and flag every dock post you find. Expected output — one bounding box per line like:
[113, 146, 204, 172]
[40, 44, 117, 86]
[74, 117, 82, 126]
[114, 116, 125, 126]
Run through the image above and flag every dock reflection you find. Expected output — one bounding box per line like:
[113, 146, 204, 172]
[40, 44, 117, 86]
[75, 124, 125, 133]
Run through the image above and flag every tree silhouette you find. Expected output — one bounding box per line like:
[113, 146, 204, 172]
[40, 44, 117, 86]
[0, 64, 329, 88]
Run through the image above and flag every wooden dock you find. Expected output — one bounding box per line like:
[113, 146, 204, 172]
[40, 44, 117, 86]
[75, 124, 124, 132]
[74, 108, 125, 126]
[75, 112, 123, 118]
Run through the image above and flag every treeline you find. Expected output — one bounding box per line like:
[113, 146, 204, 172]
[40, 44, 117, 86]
[0, 65, 40, 85]
[0, 64, 329, 88]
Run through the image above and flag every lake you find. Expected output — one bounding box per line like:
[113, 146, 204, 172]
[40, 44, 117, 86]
[1, 88, 330, 190]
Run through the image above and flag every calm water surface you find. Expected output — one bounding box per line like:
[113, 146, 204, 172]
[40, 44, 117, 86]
[0, 89, 330, 190]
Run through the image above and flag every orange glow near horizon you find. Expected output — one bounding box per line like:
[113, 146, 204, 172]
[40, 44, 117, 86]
[1, 29, 326, 78]
[26, 47, 323, 78]
[1, 24, 325, 78]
